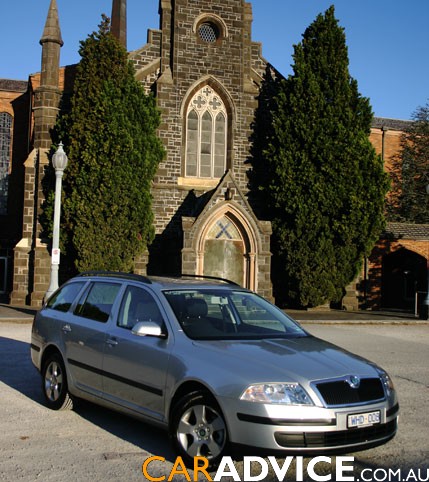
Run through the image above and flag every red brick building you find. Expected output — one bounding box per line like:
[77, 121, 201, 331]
[363, 120, 428, 313]
[0, 79, 31, 298]
[0, 0, 427, 312]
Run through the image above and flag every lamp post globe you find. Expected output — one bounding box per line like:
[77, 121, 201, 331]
[45, 142, 68, 301]
[52, 141, 68, 171]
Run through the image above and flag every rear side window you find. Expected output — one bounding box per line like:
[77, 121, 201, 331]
[75, 282, 121, 323]
[47, 282, 85, 312]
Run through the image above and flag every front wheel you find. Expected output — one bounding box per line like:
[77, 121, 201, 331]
[170, 391, 228, 468]
[41, 353, 73, 410]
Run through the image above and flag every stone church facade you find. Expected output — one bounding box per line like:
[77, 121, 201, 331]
[2, 0, 273, 306]
[129, 0, 272, 298]
[0, 0, 427, 311]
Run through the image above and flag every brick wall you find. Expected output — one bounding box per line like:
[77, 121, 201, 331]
[366, 237, 428, 310]
[0, 83, 30, 246]
[370, 126, 403, 171]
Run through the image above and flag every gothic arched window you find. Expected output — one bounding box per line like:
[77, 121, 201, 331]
[185, 86, 227, 179]
[0, 112, 12, 215]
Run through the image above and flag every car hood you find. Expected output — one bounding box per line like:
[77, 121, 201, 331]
[189, 335, 379, 394]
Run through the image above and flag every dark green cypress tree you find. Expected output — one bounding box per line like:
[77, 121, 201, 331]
[248, 65, 283, 218]
[56, 16, 164, 272]
[387, 102, 429, 224]
[259, 6, 388, 308]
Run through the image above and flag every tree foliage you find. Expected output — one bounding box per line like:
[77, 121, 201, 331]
[253, 6, 389, 308]
[386, 102, 429, 224]
[54, 16, 164, 272]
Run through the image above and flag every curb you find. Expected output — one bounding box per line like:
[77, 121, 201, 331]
[1, 316, 428, 326]
[1, 305, 427, 325]
[0, 318, 34, 324]
[299, 319, 429, 325]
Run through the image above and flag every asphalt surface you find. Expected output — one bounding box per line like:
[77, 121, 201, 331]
[1, 303, 428, 325]
[1, 313, 428, 481]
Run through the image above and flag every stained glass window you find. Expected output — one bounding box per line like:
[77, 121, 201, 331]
[185, 87, 227, 179]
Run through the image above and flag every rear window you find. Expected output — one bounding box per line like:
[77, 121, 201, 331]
[46, 282, 85, 313]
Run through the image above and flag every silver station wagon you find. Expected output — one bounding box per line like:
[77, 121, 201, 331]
[31, 272, 398, 466]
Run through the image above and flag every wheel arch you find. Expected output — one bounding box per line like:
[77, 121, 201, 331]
[40, 344, 65, 371]
[169, 381, 225, 425]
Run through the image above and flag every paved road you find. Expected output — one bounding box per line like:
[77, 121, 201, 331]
[0, 322, 428, 481]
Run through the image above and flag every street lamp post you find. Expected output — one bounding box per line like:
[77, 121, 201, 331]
[45, 142, 68, 300]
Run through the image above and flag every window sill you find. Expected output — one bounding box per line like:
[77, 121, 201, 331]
[177, 177, 219, 190]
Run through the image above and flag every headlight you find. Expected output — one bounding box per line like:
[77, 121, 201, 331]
[240, 383, 313, 405]
[377, 369, 395, 397]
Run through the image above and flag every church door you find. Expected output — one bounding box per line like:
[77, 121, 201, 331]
[203, 215, 246, 287]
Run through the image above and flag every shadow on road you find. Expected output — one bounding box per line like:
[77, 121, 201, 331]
[73, 399, 176, 461]
[0, 335, 176, 462]
[0, 336, 43, 403]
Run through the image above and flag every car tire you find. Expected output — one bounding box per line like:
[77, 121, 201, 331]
[41, 353, 73, 410]
[170, 391, 228, 468]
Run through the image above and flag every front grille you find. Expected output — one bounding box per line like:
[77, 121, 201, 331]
[315, 378, 385, 406]
[275, 419, 397, 449]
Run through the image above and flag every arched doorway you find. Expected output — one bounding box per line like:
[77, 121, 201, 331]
[197, 208, 257, 290]
[382, 249, 427, 311]
[203, 214, 247, 286]
[180, 171, 273, 299]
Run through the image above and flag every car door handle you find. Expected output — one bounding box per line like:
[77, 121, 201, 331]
[106, 338, 119, 347]
[62, 324, 72, 333]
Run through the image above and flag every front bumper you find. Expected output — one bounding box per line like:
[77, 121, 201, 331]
[224, 398, 399, 453]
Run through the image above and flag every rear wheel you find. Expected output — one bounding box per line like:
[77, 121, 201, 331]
[170, 391, 228, 468]
[41, 353, 73, 410]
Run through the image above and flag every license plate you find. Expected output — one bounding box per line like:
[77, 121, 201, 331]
[347, 410, 380, 428]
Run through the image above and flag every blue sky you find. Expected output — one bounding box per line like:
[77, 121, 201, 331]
[1, 0, 428, 120]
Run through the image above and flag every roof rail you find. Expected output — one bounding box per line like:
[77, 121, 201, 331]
[76, 271, 152, 284]
[179, 273, 240, 286]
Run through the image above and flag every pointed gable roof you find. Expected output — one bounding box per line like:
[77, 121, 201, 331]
[183, 170, 272, 240]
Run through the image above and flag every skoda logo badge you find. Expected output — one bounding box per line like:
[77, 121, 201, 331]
[348, 375, 361, 389]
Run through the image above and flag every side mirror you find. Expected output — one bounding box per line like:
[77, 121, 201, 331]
[132, 321, 167, 338]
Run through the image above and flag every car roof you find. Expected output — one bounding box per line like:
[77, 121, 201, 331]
[73, 271, 244, 291]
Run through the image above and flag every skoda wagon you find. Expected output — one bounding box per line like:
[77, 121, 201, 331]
[31, 272, 398, 466]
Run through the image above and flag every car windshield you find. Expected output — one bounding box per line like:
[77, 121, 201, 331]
[163, 289, 307, 340]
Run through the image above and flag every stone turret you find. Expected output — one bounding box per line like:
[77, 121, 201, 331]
[10, 0, 64, 306]
[111, 0, 127, 49]
[34, 0, 63, 149]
